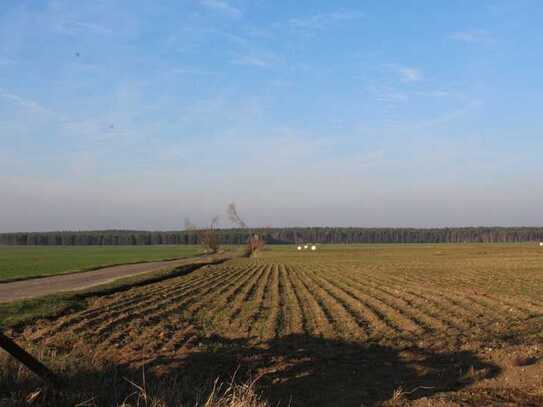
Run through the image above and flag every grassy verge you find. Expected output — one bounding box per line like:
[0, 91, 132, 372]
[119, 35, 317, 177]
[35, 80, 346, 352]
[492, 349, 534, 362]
[0, 253, 234, 329]
[0, 245, 202, 282]
[0, 254, 206, 284]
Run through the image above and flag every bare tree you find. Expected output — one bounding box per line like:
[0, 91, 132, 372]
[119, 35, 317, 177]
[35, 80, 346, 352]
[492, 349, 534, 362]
[226, 203, 265, 254]
[185, 216, 220, 254]
[227, 203, 247, 229]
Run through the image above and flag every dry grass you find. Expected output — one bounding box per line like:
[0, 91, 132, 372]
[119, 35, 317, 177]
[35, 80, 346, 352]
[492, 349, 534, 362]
[202, 378, 269, 407]
[114, 375, 268, 407]
[0, 346, 268, 407]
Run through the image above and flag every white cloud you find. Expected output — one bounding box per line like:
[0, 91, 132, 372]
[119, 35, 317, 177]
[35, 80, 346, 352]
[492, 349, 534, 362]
[289, 10, 364, 31]
[0, 90, 57, 116]
[374, 89, 408, 104]
[397, 66, 423, 82]
[172, 67, 216, 76]
[450, 30, 492, 44]
[423, 90, 450, 97]
[73, 21, 113, 35]
[200, 0, 242, 18]
[412, 99, 484, 130]
[231, 54, 279, 68]
[52, 18, 114, 37]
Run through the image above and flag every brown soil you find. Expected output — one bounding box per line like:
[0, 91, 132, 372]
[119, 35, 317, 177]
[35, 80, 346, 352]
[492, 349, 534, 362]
[3, 247, 543, 406]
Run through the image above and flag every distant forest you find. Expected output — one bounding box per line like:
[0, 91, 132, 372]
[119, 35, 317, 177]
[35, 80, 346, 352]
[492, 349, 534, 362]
[1, 227, 543, 246]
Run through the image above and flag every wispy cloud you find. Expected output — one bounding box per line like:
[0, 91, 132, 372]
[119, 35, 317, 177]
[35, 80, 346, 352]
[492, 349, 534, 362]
[374, 90, 408, 104]
[396, 66, 423, 82]
[0, 90, 57, 116]
[368, 84, 409, 105]
[289, 10, 364, 31]
[231, 54, 280, 68]
[412, 99, 484, 130]
[58, 117, 140, 147]
[422, 90, 450, 97]
[73, 21, 113, 35]
[200, 0, 242, 18]
[52, 18, 114, 37]
[172, 67, 216, 76]
[450, 29, 493, 44]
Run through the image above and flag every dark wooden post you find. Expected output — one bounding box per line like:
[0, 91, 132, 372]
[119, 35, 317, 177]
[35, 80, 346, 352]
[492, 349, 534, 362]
[0, 332, 62, 387]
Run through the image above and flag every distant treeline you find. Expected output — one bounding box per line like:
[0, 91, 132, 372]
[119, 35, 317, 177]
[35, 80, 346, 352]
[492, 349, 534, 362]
[1, 227, 543, 246]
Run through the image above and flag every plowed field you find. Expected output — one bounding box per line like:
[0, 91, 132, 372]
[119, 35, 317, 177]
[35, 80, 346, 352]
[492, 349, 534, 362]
[6, 245, 543, 406]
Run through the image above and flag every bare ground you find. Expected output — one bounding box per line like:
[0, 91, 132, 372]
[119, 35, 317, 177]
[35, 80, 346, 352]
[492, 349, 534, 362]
[3, 246, 543, 405]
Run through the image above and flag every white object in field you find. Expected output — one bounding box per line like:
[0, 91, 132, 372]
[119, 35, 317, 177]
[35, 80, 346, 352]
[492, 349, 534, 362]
[311, 245, 317, 251]
[540, 242, 543, 247]
[297, 246, 302, 251]
[304, 245, 309, 249]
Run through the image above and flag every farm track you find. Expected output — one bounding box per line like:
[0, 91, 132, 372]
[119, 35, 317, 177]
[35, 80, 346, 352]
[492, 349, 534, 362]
[23, 255, 543, 369]
[0, 255, 217, 303]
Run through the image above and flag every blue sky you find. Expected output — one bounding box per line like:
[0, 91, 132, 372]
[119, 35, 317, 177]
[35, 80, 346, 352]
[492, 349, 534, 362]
[1, 0, 542, 231]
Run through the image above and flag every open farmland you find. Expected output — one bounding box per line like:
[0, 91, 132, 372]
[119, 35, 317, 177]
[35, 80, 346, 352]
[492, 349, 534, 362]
[0, 245, 201, 282]
[3, 244, 543, 406]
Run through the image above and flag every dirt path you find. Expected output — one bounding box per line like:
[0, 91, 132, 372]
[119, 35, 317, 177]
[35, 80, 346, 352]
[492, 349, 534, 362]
[0, 255, 228, 303]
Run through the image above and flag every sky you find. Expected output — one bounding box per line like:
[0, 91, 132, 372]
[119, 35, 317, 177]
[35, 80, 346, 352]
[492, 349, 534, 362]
[1, 0, 542, 232]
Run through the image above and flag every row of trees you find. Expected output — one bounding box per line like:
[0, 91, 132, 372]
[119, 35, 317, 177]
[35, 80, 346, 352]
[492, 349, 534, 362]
[1, 227, 543, 246]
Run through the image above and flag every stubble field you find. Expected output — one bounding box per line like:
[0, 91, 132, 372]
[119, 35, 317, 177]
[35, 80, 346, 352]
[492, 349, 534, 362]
[3, 244, 543, 406]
